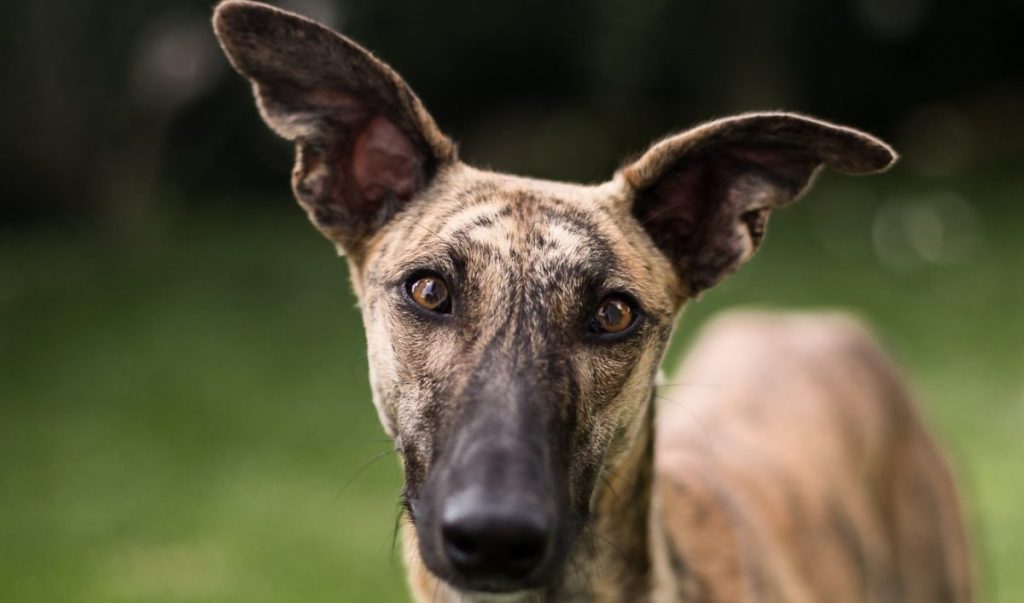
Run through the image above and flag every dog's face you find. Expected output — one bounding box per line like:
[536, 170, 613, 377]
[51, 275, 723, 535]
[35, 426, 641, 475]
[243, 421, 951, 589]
[213, 1, 895, 597]
[358, 168, 678, 591]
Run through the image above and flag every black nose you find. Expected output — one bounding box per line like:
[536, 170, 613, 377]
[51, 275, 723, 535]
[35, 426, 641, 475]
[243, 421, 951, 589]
[440, 489, 552, 585]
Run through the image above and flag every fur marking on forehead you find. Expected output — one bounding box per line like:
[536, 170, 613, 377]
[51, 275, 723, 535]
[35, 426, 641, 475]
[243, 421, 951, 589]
[395, 176, 616, 264]
[440, 203, 595, 262]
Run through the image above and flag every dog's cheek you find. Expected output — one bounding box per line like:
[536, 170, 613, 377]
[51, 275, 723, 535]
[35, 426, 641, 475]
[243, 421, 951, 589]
[384, 324, 453, 467]
[397, 434, 430, 501]
[566, 339, 663, 506]
[363, 298, 406, 438]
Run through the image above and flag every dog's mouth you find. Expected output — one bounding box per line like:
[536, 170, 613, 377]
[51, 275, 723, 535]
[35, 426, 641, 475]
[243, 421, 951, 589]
[450, 575, 547, 596]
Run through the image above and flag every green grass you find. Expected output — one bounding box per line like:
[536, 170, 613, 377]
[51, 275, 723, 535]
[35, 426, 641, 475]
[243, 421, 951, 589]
[1, 173, 1021, 602]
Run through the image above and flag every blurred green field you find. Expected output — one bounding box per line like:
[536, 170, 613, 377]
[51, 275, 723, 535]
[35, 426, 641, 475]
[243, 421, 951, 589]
[1, 173, 1022, 602]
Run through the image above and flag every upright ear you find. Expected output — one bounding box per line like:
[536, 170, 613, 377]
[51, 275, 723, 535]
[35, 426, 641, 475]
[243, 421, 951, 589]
[213, 0, 455, 254]
[621, 113, 895, 296]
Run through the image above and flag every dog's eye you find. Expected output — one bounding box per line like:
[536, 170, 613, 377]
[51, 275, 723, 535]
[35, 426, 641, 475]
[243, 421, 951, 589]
[590, 296, 636, 335]
[408, 274, 451, 313]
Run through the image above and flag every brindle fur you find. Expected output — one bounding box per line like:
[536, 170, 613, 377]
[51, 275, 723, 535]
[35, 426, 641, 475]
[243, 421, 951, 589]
[213, 2, 973, 601]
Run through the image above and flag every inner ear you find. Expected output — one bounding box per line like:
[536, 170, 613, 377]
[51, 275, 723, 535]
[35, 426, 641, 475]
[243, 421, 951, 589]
[623, 113, 896, 296]
[352, 116, 426, 205]
[632, 152, 802, 294]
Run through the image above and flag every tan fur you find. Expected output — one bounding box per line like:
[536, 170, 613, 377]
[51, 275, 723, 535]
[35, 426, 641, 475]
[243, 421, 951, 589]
[212, 3, 973, 602]
[653, 313, 972, 602]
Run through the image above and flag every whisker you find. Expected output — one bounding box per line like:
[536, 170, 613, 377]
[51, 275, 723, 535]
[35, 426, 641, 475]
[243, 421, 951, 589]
[389, 495, 406, 566]
[593, 529, 630, 567]
[333, 447, 397, 503]
[636, 202, 678, 228]
[598, 471, 626, 511]
[431, 572, 442, 603]
[654, 394, 716, 450]
[399, 216, 453, 248]
[569, 554, 588, 596]
[358, 437, 398, 444]
[655, 379, 726, 390]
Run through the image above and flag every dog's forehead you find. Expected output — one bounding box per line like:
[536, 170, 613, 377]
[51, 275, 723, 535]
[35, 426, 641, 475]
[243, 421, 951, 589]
[362, 165, 679, 313]
[372, 168, 624, 267]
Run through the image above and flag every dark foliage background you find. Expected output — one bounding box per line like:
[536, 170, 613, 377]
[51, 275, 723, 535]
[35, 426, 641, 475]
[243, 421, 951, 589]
[3, 0, 1022, 226]
[2, 1, 1022, 601]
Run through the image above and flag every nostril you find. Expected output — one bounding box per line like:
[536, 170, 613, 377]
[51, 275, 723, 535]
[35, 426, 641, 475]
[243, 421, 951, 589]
[505, 533, 545, 568]
[442, 523, 482, 564]
[440, 496, 552, 581]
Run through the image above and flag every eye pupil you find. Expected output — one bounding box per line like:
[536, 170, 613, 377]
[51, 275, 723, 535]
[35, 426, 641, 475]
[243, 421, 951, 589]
[409, 276, 450, 312]
[600, 301, 623, 325]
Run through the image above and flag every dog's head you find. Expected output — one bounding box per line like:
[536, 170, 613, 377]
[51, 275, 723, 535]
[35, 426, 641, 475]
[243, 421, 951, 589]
[214, 1, 895, 596]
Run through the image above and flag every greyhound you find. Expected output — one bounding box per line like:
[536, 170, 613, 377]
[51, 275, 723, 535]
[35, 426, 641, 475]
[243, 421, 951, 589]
[212, 2, 973, 601]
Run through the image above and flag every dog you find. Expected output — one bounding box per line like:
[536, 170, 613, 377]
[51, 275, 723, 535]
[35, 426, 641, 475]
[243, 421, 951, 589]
[212, 2, 973, 601]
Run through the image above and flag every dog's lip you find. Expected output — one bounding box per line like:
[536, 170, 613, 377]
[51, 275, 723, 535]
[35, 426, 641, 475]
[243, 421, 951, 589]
[445, 573, 546, 595]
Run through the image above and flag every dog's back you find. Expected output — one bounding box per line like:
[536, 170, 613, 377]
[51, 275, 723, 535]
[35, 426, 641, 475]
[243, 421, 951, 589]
[654, 311, 972, 602]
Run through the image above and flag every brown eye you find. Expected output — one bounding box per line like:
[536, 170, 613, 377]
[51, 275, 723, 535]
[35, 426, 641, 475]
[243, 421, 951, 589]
[408, 275, 451, 312]
[591, 297, 636, 335]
